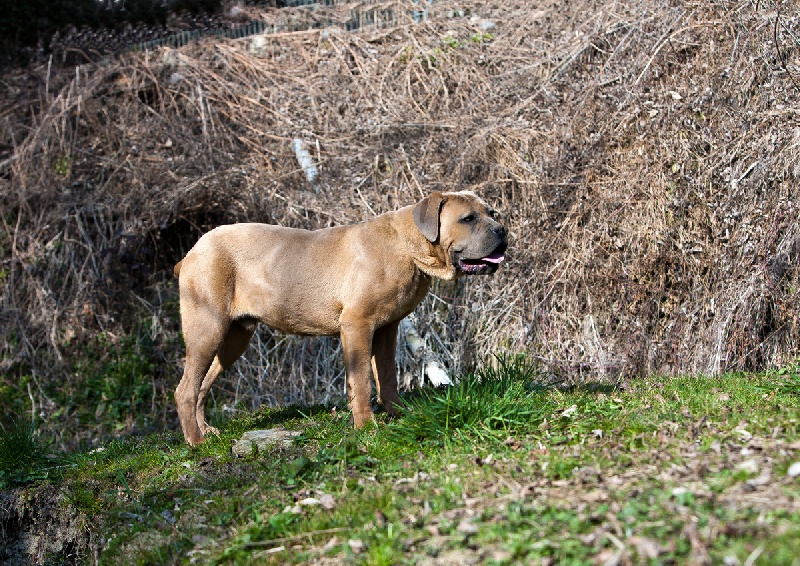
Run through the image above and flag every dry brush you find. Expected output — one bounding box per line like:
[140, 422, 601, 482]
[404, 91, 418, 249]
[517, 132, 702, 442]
[1, 0, 799, 441]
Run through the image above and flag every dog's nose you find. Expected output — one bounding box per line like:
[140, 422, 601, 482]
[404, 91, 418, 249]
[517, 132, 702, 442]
[492, 225, 507, 241]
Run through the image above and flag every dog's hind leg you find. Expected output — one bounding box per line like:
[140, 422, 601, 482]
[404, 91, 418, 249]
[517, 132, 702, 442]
[175, 310, 227, 446]
[196, 320, 255, 436]
[372, 321, 402, 418]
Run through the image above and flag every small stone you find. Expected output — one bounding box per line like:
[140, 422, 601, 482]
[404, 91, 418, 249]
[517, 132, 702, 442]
[456, 519, 479, 535]
[160, 509, 176, 524]
[319, 493, 336, 510]
[249, 36, 268, 56]
[232, 428, 301, 457]
[746, 470, 771, 487]
[348, 539, 365, 553]
[787, 461, 800, 478]
[736, 459, 759, 474]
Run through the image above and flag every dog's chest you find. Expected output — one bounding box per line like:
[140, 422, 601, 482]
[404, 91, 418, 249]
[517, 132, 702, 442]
[363, 270, 431, 326]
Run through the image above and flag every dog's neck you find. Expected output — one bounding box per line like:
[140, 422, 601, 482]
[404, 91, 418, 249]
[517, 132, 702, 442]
[390, 206, 458, 281]
[411, 244, 457, 281]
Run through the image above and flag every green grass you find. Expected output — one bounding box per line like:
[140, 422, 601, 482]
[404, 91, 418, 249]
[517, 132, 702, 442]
[387, 355, 552, 445]
[759, 359, 800, 396]
[0, 419, 68, 488]
[1, 309, 183, 449]
[6, 359, 800, 565]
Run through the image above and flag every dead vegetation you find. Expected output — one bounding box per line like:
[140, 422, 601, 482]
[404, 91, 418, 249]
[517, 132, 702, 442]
[1, 0, 799, 441]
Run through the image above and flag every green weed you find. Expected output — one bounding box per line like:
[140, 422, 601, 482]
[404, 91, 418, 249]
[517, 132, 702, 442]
[388, 355, 553, 445]
[67, 330, 159, 438]
[54, 154, 71, 177]
[470, 31, 494, 43]
[759, 359, 800, 396]
[440, 35, 460, 49]
[0, 420, 66, 488]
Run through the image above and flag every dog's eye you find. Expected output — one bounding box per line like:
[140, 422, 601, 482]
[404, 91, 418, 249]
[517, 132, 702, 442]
[460, 213, 476, 224]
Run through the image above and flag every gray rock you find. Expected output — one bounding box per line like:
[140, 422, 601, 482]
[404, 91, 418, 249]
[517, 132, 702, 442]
[232, 428, 301, 457]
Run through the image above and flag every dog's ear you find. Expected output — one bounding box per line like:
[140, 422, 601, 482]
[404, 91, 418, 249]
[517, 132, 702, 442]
[413, 192, 445, 242]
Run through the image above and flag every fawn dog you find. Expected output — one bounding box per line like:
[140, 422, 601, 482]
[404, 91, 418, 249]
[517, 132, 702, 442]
[173, 191, 507, 445]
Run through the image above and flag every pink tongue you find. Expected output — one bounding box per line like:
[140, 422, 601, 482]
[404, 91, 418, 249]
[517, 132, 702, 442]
[482, 252, 505, 264]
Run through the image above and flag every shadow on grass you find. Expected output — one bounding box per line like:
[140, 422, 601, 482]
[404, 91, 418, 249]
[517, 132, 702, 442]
[230, 404, 334, 431]
[562, 382, 622, 395]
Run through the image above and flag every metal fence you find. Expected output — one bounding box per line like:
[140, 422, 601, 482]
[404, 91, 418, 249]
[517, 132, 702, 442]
[134, 0, 435, 53]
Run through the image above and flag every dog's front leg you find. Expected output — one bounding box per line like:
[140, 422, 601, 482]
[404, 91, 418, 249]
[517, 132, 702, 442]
[372, 321, 402, 417]
[340, 314, 375, 428]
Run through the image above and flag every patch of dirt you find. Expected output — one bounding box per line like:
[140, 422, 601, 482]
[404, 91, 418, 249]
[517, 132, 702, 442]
[0, 485, 94, 565]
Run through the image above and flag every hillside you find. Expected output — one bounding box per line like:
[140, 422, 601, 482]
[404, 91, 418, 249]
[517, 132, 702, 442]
[1, 1, 800, 562]
[1, 0, 799, 443]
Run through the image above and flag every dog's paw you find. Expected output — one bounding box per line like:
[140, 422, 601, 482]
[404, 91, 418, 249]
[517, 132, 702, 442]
[186, 436, 205, 447]
[200, 423, 221, 436]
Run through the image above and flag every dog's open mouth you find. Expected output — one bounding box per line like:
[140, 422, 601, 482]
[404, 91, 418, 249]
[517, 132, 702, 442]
[458, 249, 506, 274]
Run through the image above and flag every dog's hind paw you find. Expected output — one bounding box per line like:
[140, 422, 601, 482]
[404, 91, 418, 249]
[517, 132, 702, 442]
[200, 423, 220, 436]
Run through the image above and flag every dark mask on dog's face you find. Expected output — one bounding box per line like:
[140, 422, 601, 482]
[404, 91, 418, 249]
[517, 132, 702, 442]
[416, 191, 507, 275]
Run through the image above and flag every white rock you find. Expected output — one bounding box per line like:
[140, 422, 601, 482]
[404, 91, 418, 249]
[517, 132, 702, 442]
[787, 462, 800, 478]
[249, 35, 268, 57]
[319, 494, 336, 509]
[232, 428, 301, 457]
[747, 470, 771, 487]
[348, 539, 365, 553]
[457, 519, 479, 535]
[736, 458, 759, 474]
[292, 139, 318, 184]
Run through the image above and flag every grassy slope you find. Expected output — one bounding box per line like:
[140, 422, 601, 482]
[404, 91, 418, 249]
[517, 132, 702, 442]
[3, 362, 800, 565]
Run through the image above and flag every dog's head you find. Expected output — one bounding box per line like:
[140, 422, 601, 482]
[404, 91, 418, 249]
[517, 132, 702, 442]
[413, 191, 508, 276]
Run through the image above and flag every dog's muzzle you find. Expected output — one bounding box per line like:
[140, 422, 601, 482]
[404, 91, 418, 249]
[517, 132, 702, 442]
[456, 226, 508, 275]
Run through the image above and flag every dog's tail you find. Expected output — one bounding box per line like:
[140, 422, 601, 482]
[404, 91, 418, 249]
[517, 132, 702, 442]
[173, 260, 183, 278]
